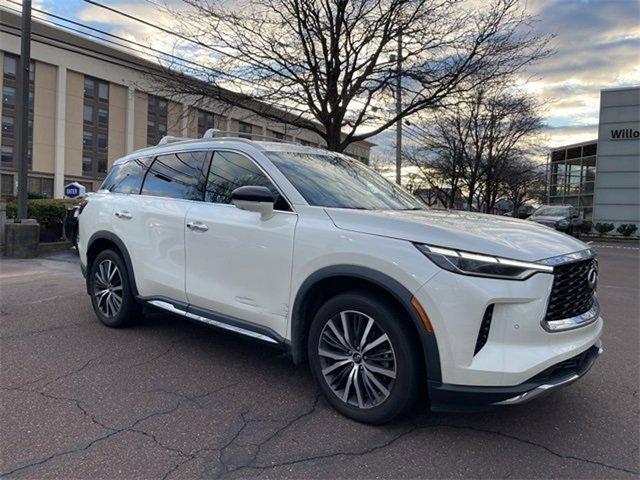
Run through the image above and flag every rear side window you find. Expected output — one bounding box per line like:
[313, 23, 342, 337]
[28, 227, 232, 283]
[141, 150, 211, 201]
[100, 156, 151, 194]
[205, 151, 290, 211]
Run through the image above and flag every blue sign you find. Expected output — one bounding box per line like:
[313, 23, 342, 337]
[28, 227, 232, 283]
[65, 184, 81, 198]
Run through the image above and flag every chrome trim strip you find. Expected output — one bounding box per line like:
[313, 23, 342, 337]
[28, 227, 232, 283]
[184, 311, 279, 344]
[493, 341, 602, 406]
[149, 300, 186, 315]
[538, 248, 596, 266]
[493, 374, 581, 405]
[148, 300, 279, 344]
[541, 297, 600, 332]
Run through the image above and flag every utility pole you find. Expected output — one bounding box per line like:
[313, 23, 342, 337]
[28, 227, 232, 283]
[395, 31, 402, 186]
[16, 0, 32, 220]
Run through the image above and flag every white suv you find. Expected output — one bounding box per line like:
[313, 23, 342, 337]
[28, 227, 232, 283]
[78, 136, 602, 424]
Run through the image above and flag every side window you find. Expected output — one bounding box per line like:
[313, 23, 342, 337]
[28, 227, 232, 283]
[141, 150, 211, 201]
[100, 156, 151, 194]
[205, 151, 290, 211]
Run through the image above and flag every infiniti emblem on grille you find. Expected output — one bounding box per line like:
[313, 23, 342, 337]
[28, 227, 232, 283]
[587, 266, 598, 290]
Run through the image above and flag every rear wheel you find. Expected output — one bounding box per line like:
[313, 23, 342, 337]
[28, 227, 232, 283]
[308, 291, 421, 424]
[89, 249, 139, 327]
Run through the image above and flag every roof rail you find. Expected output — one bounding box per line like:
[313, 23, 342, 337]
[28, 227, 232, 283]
[202, 128, 221, 139]
[158, 135, 190, 145]
[201, 129, 301, 144]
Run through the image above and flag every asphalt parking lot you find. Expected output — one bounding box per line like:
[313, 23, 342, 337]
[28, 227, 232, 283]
[1, 243, 638, 479]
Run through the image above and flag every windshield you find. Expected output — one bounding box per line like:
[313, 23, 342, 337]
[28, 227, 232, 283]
[267, 151, 424, 210]
[532, 206, 571, 217]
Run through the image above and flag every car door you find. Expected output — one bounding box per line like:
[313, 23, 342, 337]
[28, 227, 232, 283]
[184, 150, 297, 338]
[126, 149, 211, 304]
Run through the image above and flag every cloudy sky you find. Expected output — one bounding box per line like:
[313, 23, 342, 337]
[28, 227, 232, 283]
[5, 0, 640, 153]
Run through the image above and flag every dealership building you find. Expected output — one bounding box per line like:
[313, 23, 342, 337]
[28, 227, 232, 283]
[0, 10, 372, 198]
[548, 86, 639, 232]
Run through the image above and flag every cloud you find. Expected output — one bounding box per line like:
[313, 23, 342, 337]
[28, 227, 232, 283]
[542, 124, 599, 147]
[519, 0, 640, 148]
[13, 0, 638, 157]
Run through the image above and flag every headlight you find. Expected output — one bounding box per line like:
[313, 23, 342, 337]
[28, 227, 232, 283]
[557, 219, 569, 228]
[415, 244, 553, 280]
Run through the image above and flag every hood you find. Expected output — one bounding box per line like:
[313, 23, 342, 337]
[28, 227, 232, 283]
[325, 208, 588, 262]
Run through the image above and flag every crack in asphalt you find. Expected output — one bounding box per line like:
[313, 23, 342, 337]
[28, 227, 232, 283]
[0, 402, 183, 477]
[224, 420, 640, 478]
[434, 423, 640, 476]
[214, 393, 322, 478]
[0, 320, 89, 341]
[0, 381, 239, 479]
[0, 352, 106, 391]
[4, 374, 636, 479]
[128, 341, 178, 368]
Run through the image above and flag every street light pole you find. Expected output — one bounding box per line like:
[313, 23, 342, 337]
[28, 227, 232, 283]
[394, 31, 403, 186]
[16, 0, 32, 220]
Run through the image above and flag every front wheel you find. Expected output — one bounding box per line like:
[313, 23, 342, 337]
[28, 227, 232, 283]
[88, 249, 139, 327]
[308, 291, 421, 424]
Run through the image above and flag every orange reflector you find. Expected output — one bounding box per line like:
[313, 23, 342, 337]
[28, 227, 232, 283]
[411, 297, 433, 333]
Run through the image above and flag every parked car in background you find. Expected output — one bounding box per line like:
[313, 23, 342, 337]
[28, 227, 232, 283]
[528, 205, 582, 237]
[63, 204, 81, 247]
[77, 136, 602, 424]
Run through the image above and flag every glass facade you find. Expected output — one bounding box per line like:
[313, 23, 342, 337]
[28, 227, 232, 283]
[548, 141, 597, 220]
[147, 95, 168, 145]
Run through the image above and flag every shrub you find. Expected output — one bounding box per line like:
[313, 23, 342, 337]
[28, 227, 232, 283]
[580, 220, 592, 234]
[616, 224, 638, 237]
[594, 222, 615, 236]
[5, 198, 79, 226]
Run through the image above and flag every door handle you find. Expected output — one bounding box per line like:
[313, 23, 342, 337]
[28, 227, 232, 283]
[114, 210, 132, 220]
[186, 221, 208, 232]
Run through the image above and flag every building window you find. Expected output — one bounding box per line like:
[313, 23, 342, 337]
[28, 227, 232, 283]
[583, 143, 597, 157]
[147, 95, 168, 145]
[28, 176, 54, 199]
[2, 86, 15, 107]
[3, 55, 17, 76]
[1, 173, 14, 198]
[82, 76, 109, 178]
[1, 145, 13, 168]
[2, 115, 14, 136]
[197, 110, 215, 137]
[268, 129, 284, 140]
[2, 54, 35, 170]
[238, 121, 252, 139]
[548, 142, 597, 221]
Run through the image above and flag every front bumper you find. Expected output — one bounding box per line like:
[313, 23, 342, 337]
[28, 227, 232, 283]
[429, 341, 602, 411]
[414, 266, 602, 387]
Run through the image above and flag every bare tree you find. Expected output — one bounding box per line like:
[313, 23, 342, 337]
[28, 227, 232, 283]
[152, 0, 551, 151]
[402, 131, 466, 209]
[501, 158, 547, 215]
[403, 84, 545, 211]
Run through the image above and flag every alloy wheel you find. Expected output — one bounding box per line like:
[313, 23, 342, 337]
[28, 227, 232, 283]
[93, 259, 123, 318]
[318, 310, 397, 409]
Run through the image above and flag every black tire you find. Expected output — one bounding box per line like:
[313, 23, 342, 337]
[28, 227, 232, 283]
[308, 291, 421, 424]
[88, 249, 140, 327]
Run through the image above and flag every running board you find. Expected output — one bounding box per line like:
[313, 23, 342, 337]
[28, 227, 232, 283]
[148, 300, 280, 345]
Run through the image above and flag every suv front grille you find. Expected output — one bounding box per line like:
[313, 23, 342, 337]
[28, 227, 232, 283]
[545, 258, 596, 321]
